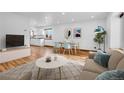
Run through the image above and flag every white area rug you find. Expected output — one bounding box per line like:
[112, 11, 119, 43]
[0, 57, 85, 80]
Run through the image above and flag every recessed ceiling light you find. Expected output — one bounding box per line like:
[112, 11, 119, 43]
[91, 16, 94, 19]
[72, 18, 74, 22]
[45, 16, 48, 19]
[62, 12, 65, 15]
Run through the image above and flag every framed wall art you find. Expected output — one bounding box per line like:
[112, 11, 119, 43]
[73, 27, 81, 38]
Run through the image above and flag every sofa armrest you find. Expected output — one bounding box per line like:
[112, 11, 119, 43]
[89, 51, 96, 59]
[79, 71, 99, 80]
[84, 59, 108, 74]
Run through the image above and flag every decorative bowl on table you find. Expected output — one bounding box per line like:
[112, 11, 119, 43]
[45, 56, 52, 63]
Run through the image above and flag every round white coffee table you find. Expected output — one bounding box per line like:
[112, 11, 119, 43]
[36, 56, 67, 80]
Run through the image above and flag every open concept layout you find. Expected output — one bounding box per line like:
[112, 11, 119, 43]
[0, 12, 124, 80]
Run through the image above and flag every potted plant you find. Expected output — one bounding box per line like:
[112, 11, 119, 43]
[94, 31, 106, 50]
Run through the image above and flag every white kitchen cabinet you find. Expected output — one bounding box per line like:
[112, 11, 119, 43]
[44, 40, 54, 46]
[30, 38, 45, 46]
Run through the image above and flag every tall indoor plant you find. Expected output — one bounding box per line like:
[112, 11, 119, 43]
[94, 26, 106, 51]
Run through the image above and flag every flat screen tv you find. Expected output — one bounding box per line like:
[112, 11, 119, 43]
[6, 34, 24, 48]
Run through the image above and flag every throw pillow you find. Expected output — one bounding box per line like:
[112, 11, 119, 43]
[96, 70, 124, 80]
[93, 50, 110, 67]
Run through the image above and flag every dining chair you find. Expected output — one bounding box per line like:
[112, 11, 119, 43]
[54, 42, 62, 54]
[71, 42, 80, 55]
[63, 42, 73, 55]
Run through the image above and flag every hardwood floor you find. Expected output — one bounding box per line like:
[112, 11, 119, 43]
[0, 46, 89, 72]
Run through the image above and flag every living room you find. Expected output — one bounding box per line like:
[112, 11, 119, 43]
[1, 0, 124, 93]
[0, 12, 124, 80]
[0, 12, 123, 80]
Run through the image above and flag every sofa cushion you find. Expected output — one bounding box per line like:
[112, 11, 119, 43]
[79, 71, 99, 80]
[116, 57, 124, 70]
[83, 59, 108, 74]
[93, 50, 110, 67]
[108, 50, 124, 70]
[96, 70, 124, 80]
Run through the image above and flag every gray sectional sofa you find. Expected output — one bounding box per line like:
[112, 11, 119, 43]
[80, 49, 124, 80]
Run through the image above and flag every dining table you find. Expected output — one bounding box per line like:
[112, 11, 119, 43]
[55, 41, 80, 54]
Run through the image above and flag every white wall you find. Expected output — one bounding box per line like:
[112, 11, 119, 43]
[0, 13, 30, 49]
[106, 13, 111, 49]
[0, 13, 6, 49]
[0, 23, 2, 49]
[52, 19, 106, 50]
[110, 13, 121, 48]
[0, 13, 108, 51]
[106, 12, 122, 49]
[120, 16, 124, 48]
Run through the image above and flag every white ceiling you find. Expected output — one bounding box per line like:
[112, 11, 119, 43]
[13, 12, 109, 27]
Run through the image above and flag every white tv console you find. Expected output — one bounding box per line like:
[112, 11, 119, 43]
[0, 47, 31, 63]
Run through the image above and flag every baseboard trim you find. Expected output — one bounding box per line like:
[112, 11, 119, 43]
[80, 49, 90, 52]
[44, 45, 54, 48]
[31, 45, 95, 52]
